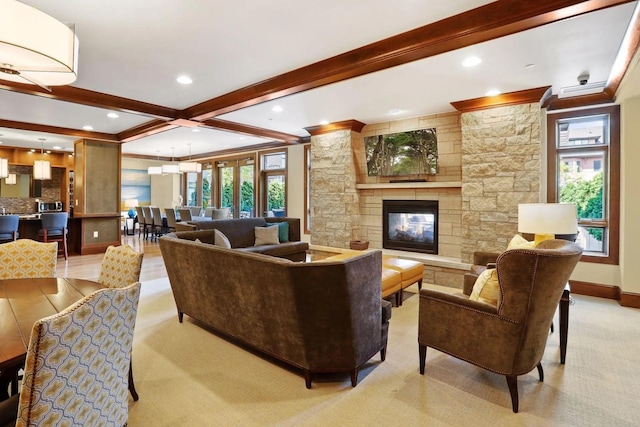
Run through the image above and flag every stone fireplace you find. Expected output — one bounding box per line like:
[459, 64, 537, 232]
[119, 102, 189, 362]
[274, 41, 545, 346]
[383, 200, 438, 254]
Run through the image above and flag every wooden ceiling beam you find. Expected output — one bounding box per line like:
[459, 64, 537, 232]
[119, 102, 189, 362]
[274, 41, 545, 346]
[0, 119, 118, 142]
[184, 0, 634, 121]
[117, 120, 178, 142]
[0, 81, 179, 120]
[201, 119, 303, 143]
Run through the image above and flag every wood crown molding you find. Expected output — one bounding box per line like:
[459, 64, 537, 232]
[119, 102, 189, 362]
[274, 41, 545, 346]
[0, 0, 634, 148]
[304, 120, 366, 136]
[450, 86, 552, 112]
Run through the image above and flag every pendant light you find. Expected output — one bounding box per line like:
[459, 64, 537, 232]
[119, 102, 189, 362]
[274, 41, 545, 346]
[179, 144, 202, 173]
[5, 173, 17, 184]
[0, 0, 79, 90]
[33, 138, 51, 180]
[148, 151, 162, 175]
[162, 147, 180, 174]
[0, 158, 7, 178]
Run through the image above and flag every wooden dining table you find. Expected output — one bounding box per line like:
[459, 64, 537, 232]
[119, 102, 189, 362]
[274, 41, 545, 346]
[0, 277, 104, 400]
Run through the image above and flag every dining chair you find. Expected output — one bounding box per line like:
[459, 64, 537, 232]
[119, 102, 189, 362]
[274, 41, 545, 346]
[203, 207, 215, 218]
[151, 207, 166, 240]
[97, 244, 144, 401]
[37, 212, 69, 259]
[211, 208, 230, 219]
[189, 206, 203, 217]
[177, 208, 192, 222]
[0, 214, 19, 243]
[0, 239, 57, 279]
[165, 207, 178, 232]
[0, 282, 141, 426]
[135, 206, 145, 238]
[141, 207, 154, 240]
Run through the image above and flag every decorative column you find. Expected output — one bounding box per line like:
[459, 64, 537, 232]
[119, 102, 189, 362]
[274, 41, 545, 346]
[305, 120, 365, 248]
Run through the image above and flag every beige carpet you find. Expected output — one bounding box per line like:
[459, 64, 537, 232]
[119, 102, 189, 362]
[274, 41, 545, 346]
[128, 279, 640, 426]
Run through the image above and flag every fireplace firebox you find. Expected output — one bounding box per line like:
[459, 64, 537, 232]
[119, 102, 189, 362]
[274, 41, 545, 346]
[383, 200, 438, 254]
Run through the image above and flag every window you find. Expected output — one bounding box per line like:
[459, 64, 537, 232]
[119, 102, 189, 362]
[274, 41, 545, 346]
[261, 151, 286, 217]
[547, 105, 619, 264]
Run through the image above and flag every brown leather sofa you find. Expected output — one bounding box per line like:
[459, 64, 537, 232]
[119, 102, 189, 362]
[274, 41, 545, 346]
[176, 217, 309, 261]
[159, 232, 391, 388]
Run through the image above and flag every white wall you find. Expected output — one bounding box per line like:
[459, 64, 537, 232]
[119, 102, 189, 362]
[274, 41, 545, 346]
[286, 144, 310, 243]
[122, 157, 181, 212]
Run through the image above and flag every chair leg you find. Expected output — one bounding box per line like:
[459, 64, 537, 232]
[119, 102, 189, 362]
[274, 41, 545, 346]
[419, 344, 427, 374]
[559, 289, 570, 364]
[536, 362, 544, 382]
[62, 235, 68, 260]
[129, 360, 139, 401]
[304, 370, 312, 389]
[418, 279, 423, 290]
[506, 375, 519, 413]
[350, 369, 359, 387]
[380, 346, 386, 361]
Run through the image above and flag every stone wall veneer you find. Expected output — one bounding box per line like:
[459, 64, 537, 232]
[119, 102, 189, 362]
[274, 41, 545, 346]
[310, 130, 362, 248]
[460, 103, 542, 263]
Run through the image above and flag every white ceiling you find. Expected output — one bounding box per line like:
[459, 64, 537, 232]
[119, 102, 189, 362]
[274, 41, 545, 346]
[0, 0, 638, 158]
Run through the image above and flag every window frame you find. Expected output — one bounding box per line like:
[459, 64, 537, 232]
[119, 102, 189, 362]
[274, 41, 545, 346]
[546, 105, 620, 265]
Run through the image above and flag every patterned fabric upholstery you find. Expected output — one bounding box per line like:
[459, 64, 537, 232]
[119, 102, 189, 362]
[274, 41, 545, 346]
[98, 245, 144, 289]
[16, 282, 141, 427]
[0, 239, 57, 279]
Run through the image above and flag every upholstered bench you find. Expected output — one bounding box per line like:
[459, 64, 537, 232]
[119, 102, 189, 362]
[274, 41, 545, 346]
[382, 256, 424, 306]
[322, 251, 424, 307]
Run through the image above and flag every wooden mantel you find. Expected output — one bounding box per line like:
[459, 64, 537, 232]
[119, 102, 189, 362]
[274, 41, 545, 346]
[355, 181, 462, 190]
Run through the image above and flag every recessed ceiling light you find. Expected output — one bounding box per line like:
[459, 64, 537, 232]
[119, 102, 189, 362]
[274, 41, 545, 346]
[462, 56, 482, 67]
[192, 128, 200, 133]
[82, 125, 93, 131]
[271, 105, 283, 113]
[239, 137, 245, 140]
[388, 109, 402, 115]
[525, 63, 536, 69]
[30, 149, 35, 153]
[485, 89, 501, 97]
[177, 75, 193, 85]
[107, 112, 119, 119]
[319, 120, 329, 125]
[53, 146, 61, 150]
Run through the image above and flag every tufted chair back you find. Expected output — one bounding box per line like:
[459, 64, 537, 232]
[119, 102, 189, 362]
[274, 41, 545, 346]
[0, 239, 57, 279]
[98, 245, 144, 289]
[16, 282, 141, 427]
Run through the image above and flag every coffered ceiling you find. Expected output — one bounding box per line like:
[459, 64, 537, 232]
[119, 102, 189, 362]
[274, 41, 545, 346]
[0, 0, 638, 160]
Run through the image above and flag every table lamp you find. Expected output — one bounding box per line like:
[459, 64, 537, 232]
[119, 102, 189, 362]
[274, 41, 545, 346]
[518, 203, 578, 246]
[125, 199, 139, 218]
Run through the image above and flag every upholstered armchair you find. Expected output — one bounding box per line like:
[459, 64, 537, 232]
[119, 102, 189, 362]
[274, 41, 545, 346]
[0, 283, 141, 426]
[418, 240, 582, 412]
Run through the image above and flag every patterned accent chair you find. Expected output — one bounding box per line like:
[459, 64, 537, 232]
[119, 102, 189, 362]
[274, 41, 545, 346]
[0, 239, 57, 279]
[0, 214, 20, 243]
[418, 240, 583, 413]
[0, 283, 141, 427]
[37, 212, 69, 260]
[98, 244, 144, 401]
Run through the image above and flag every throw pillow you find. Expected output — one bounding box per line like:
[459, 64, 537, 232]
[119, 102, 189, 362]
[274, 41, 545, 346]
[214, 229, 232, 249]
[507, 234, 535, 250]
[255, 225, 279, 246]
[469, 268, 500, 306]
[277, 222, 289, 243]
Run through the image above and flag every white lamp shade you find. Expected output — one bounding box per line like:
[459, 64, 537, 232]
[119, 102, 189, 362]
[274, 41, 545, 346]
[33, 159, 51, 180]
[179, 162, 202, 173]
[0, 158, 7, 178]
[162, 164, 180, 174]
[124, 199, 139, 208]
[5, 173, 16, 185]
[0, 0, 79, 86]
[518, 203, 578, 235]
[148, 166, 162, 175]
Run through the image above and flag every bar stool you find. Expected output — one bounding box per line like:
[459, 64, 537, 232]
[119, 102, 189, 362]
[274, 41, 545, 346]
[38, 212, 69, 259]
[0, 214, 19, 243]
